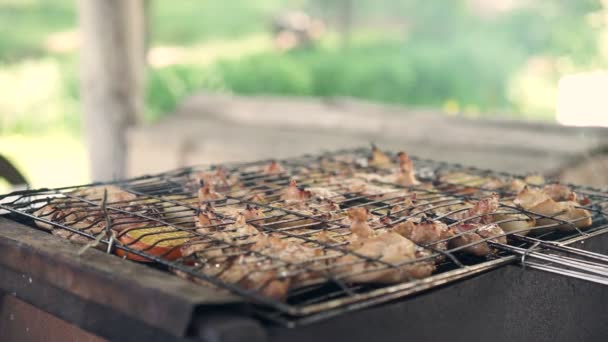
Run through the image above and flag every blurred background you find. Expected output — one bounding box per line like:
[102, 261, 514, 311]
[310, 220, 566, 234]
[1, 0, 608, 191]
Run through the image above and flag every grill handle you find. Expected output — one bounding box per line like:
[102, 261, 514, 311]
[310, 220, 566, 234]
[491, 241, 608, 286]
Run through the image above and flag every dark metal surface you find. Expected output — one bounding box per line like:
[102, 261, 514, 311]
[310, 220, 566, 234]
[268, 265, 608, 342]
[267, 233, 608, 342]
[0, 293, 106, 342]
[0, 217, 237, 339]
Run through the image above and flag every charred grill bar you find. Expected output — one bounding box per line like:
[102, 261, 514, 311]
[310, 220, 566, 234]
[1, 147, 607, 341]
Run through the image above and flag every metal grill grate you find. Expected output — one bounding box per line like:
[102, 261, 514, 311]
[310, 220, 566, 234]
[1, 147, 608, 326]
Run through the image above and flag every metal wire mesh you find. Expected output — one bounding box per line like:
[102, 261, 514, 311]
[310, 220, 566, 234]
[1, 147, 607, 326]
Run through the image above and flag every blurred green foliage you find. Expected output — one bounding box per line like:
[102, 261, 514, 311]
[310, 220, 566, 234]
[0, 0, 75, 62]
[212, 38, 524, 113]
[151, 0, 284, 45]
[0, 0, 606, 136]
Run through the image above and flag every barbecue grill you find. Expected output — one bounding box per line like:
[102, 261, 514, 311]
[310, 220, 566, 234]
[1, 147, 607, 342]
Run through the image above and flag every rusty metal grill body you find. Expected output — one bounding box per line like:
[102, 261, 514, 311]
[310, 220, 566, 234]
[1, 148, 608, 327]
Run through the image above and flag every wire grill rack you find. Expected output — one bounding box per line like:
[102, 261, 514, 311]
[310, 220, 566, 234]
[1, 148, 608, 326]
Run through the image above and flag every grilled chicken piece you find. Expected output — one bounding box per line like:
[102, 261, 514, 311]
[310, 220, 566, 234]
[34, 185, 137, 229]
[337, 176, 402, 199]
[345, 207, 375, 238]
[514, 186, 592, 234]
[198, 180, 225, 203]
[183, 233, 324, 299]
[207, 214, 261, 245]
[282, 199, 342, 225]
[388, 193, 445, 218]
[263, 160, 286, 174]
[72, 185, 137, 203]
[448, 194, 506, 256]
[534, 201, 593, 233]
[306, 187, 341, 200]
[453, 193, 499, 224]
[194, 204, 224, 229]
[333, 206, 434, 283]
[212, 203, 267, 222]
[392, 218, 453, 251]
[509, 179, 527, 192]
[273, 181, 345, 232]
[542, 183, 577, 202]
[281, 179, 311, 204]
[524, 174, 545, 186]
[395, 152, 419, 186]
[194, 167, 241, 194]
[33, 186, 163, 240]
[449, 223, 505, 256]
[224, 234, 326, 299]
[368, 144, 393, 169]
[492, 203, 535, 236]
[183, 214, 263, 257]
[337, 231, 432, 283]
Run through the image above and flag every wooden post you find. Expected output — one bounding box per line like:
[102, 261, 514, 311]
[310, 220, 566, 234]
[78, 0, 147, 181]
